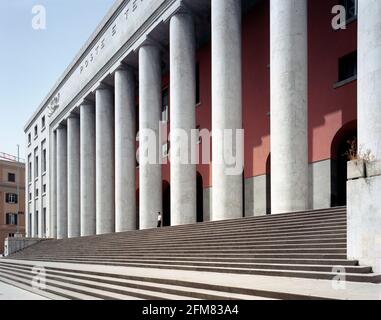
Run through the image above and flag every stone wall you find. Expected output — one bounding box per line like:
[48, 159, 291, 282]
[4, 237, 45, 257]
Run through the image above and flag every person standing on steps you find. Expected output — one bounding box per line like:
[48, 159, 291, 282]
[157, 212, 162, 228]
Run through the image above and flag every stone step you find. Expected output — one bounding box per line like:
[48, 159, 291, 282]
[50, 220, 348, 241]
[21, 228, 348, 249]
[6, 257, 368, 273]
[0, 271, 98, 300]
[63, 208, 346, 240]
[6, 207, 379, 296]
[3, 260, 379, 284]
[24, 227, 347, 251]
[10, 255, 358, 265]
[140, 208, 347, 231]
[37, 213, 346, 242]
[16, 242, 347, 255]
[58, 235, 349, 246]
[0, 266, 197, 300]
[12, 248, 348, 259]
[133, 216, 347, 234]
[13, 241, 347, 256]
[0, 263, 275, 300]
[0, 261, 338, 300]
[42, 261, 381, 283]
[27, 237, 348, 251]
[13, 252, 350, 260]
[12, 257, 358, 270]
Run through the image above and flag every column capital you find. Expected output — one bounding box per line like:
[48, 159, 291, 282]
[133, 35, 165, 55]
[67, 112, 79, 120]
[176, 3, 192, 15]
[94, 81, 113, 92]
[79, 97, 94, 107]
[115, 62, 137, 74]
[57, 123, 67, 130]
[162, 0, 196, 24]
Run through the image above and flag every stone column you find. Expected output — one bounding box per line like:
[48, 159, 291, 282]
[80, 103, 96, 236]
[96, 85, 115, 235]
[212, 0, 243, 221]
[347, 0, 381, 273]
[115, 67, 136, 232]
[170, 12, 197, 226]
[270, 0, 309, 214]
[56, 125, 68, 239]
[67, 115, 80, 238]
[50, 130, 57, 238]
[139, 44, 162, 229]
[358, 0, 381, 158]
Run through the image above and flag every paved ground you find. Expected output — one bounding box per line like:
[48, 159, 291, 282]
[0, 281, 48, 300]
[4, 259, 381, 300]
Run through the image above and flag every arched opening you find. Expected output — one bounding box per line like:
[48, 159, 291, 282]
[196, 172, 204, 223]
[162, 181, 171, 227]
[266, 153, 271, 215]
[331, 121, 357, 207]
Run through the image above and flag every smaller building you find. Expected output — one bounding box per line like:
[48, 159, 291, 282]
[0, 157, 25, 255]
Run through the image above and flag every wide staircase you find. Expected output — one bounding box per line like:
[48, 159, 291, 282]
[0, 207, 380, 300]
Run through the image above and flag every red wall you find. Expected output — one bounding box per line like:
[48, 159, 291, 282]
[308, 0, 357, 163]
[243, 0, 271, 179]
[137, 0, 357, 189]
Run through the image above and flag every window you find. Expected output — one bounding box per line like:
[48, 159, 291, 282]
[35, 155, 39, 178]
[29, 192, 32, 201]
[35, 188, 39, 198]
[28, 155, 32, 182]
[28, 213, 32, 236]
[42, 116, 46, 129]
[42, 149, 47, 173]
[340, 0, 357, 21]
[43, 208, 47, 238]
[43, 184, 47, 194]
[35, 211, 39, 235]
[28, 133, 31, 145]
[34, 125, 38, 138]
[196, 63, 201, 105]
[8, 233, 15, 238]
[162, 88, 169, 122]
[5, 193, 18, 204]
[6, 213, 18, 225]
[338, 51, 357, 82]
[8, 173, 16, 182]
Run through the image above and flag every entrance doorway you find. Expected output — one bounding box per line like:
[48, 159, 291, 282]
[136, 189, 140, 230]
[162, 181, 171, 227]
[196, 172, 204, 222]
[331, 121, 357, 207]
[266, 154, 271, 215]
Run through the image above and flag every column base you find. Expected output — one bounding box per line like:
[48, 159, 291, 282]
[348, 161, 381, 273]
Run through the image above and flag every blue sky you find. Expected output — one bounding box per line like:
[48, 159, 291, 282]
[0, 0, 114, 159]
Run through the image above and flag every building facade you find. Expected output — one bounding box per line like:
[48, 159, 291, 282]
[24, 0, 376, 242]
[0, 158, 25, 254]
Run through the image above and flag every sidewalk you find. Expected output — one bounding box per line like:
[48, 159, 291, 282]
[0, 280, 48, 300]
